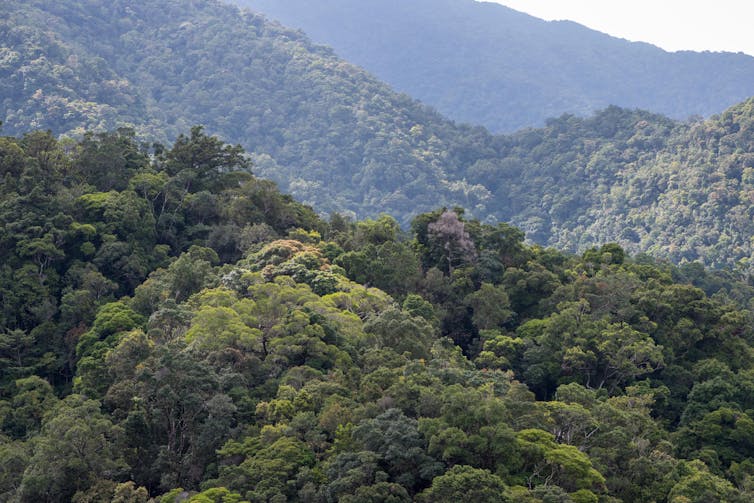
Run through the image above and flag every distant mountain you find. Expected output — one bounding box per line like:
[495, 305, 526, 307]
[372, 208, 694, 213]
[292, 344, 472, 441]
[4, 0, 754, 269]
[234, 0, 754, 132]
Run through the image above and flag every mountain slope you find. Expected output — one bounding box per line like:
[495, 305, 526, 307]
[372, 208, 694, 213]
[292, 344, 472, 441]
[4, 0, 754, 269]
[0, 0, 498, 220]
[477, 101, 754, 269]
[234, 0, 754, 132]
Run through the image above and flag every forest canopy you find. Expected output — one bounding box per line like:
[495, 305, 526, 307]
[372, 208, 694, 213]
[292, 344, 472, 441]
[3, 127, 754, 502]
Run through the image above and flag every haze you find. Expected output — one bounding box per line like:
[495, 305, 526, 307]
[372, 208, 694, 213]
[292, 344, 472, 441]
[493, 0, 754, 56]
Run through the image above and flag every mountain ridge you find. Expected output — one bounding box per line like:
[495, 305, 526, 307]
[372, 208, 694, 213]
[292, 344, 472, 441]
[234, 0, 754, 132]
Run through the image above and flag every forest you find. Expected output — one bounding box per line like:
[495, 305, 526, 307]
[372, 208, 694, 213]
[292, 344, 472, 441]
[3, 0, 754, 272]
[3, 127, 754, 502]
[5, 1, 754, 500]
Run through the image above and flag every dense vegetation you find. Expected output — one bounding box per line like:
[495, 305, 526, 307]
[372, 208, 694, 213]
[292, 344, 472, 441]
[4, 128, 754, 502]
[4, 0, 754, 269]
[471, 100, 754, 272]
[236, 0, 754, 132]
[0, 0, 504, 222]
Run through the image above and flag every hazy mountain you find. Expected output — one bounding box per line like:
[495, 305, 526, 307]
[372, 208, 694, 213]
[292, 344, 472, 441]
[234, 0, 754, 132]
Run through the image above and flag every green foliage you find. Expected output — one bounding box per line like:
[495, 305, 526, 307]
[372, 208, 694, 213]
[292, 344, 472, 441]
[667, 460, 745, 503]
[4, 124, 754, 502]
[216, 435, 315, 501]
[188, 487, 245, 503]
[5, 0, 754, 272]
[352, 408, 443, 492]
[363, 306, 436, 359]
[516, 428, 606, 493]
[72, 480, 150, 503]
[0, 127, 321, 395]
[339, 482, 411, 503]
[416, 465, 509, 502]
[115, 346, 236, 492]
[517, 302, 665, 398]
[17, 395, 127, 502]
[465, 283, 513, 330]
[0, 438, 30, 499]
[1, 376, 58, 440]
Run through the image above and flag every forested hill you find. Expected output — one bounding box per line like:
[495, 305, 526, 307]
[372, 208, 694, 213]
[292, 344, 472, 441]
[5, 126, 754, 502]
[0, 0, 501, 220]
[4, 0, 754, 269]
[235, 0, 754, 133]
[476, 100, 754, 271]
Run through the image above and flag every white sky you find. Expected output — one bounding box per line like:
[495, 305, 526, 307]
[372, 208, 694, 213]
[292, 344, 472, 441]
[489, 1, 754, 56]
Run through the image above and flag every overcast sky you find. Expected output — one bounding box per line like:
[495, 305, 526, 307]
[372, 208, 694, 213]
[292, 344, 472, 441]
[490, 0, 754, 56]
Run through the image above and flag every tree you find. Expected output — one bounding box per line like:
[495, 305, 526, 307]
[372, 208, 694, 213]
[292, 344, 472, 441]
[340, 482, 411, 503]
[71, 480, 150, 503]
[0, 329, 37, 386]
[416, 465, 510, 503]
[519, 302, 663, 396]
[17, 395, 127, 502]
[353, 408, 443, 493]
[516, 429, 605, 494]
[216, 435, 315, 501]
[675, 408, 754, 469]
[563, 323, 664, 393]
[465, 283, 513, 330]
[323, 450, 391, 501]
[161, 126, 251, 192]
[354, 214, 400, 246]
[118, 346, 234, 492]
[73, 129, 149, 191]
[363, 306, 436, 359]
[667, 460, 744, 503]
[2, 376, 58, 439]
[0, 438, 30, 500]
[186, 487, 244, 503]
[426, 211, 477, 274]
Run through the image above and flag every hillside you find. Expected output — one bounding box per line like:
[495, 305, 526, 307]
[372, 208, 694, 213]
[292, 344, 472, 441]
[235, 0, 754, 132]
[4, 126, 754, 502]
[7, 2, 754, 501]
[477, 100, 754, 271]
[0, 0, 499, 220]
[4, 0, 754, 270]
